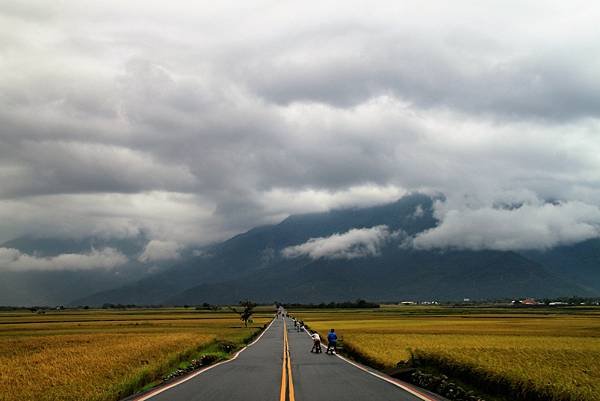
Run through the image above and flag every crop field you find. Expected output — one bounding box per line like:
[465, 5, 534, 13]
[0, 308, 272, 401]
[293, 306, 600, 401]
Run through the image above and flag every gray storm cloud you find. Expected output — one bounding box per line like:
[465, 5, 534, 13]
[1, 1, 600, 251]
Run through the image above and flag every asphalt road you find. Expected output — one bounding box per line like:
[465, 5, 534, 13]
[134, 316, 442, 401]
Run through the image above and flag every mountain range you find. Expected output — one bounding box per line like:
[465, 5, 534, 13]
[1, 193, 598, 306]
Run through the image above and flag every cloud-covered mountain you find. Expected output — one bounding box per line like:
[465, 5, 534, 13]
[71, 194, 597, 306]
[3, 3, 600, 306]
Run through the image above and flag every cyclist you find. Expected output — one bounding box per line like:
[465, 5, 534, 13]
[310, 331, 322, 353]
[326, 328, 337, 354]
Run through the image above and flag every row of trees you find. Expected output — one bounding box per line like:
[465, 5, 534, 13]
[283, 299, 380, 309]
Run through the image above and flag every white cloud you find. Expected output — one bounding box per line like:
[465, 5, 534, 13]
[411, 201, 600, 251]
[138, 240, 183, 263]
[0, 247, 128, 271]
[282, 225, 393, 260]
[412, 204, 424, 218]
[260, 185, 406, 220]
[1, 0, 600, 253]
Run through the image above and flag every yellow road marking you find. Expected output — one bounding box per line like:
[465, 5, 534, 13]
[280, 317, 295, 401]
[280, 320, 287, 401]
[286, 323, 295, 401]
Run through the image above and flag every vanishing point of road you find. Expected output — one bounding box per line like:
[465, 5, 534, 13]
[132, 316, 444, 401]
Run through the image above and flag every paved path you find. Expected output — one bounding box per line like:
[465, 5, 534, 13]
[133, 316, 442, 401]
[135, 318, 285, 401]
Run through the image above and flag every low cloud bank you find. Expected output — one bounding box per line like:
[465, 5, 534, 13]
[138, 240, 183, 263]
[412, 201, 600, 251]
[282, 225, 393, 260]
[283, 200, 600, 256]
[0, 247, 128, 271]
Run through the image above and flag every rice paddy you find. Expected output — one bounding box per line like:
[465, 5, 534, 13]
[0, 308, 271, 401]
[293, 306, 600, 401]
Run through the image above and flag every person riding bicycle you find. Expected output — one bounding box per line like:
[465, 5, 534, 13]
[310, 331, 322, 353]
[326, 329, 337, 354]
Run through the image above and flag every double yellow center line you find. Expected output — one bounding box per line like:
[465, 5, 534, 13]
[280, 319, 295, 401]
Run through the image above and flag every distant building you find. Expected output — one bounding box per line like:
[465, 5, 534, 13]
[521, 298, 539, 305]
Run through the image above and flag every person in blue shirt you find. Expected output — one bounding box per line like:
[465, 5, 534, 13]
[326, 328, 337, 354]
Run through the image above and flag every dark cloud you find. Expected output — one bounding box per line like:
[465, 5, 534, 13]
[241, 33, 600, 120]
[1, 0, 599, 250]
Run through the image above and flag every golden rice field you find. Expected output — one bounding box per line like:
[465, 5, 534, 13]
[0, 308, 271, 401]
[294, 306, 600, 401]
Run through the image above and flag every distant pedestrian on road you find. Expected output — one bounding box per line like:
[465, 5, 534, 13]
[326, 329, 337, 354]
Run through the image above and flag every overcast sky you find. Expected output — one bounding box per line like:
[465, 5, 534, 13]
[1, 0, 600, 251]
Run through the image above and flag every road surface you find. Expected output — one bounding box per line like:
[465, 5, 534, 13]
[133, 316, 442, 401]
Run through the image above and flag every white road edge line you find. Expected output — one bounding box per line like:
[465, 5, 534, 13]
[133, 318, 277, 401]
[301, 326, 438, 401]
